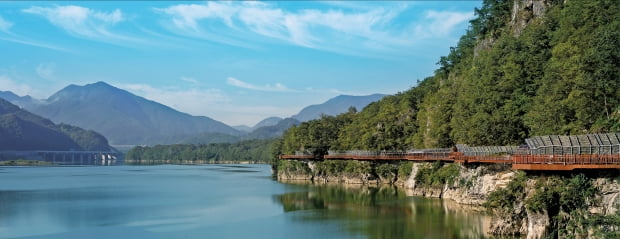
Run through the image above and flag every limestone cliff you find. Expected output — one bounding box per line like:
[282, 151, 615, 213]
[276, 160, 619, 238]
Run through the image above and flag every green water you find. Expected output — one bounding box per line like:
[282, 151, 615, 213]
[0, 164, 489, 238]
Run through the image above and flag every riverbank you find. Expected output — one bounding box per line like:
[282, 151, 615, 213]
[274, 160, 620, 238]
[0, 160, 54, 166]
[124, 159, 264, 165]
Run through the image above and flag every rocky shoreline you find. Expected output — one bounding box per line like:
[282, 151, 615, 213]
[276, 160, 620, 238]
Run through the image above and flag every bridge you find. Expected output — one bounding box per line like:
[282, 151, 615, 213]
[279, 133, 620, 171]
[0, 151, 122, 165]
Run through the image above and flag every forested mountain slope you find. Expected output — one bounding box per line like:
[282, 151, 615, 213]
[19, 82, 240, 145]
[0, 98, 112, 151]
[278, 0, 620, 154]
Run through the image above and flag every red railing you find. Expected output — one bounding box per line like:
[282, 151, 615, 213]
[280, 152, 620, 170]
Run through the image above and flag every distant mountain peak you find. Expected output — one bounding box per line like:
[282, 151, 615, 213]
[252, 116, 284, 130]
[22, 81, 240, 145]
[86, 81, 115, 89]
[0, 91, 43, 110]
[292, 94, 386, 122]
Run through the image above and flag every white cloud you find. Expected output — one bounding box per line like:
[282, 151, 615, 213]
[226, 77, 296, 92]
[415, 11, 474, 38]
[0, 15, 68, 51]
[0, 15, 13, 32]
[157, 2, 237, 30]
[36, 63, 56, 80]
[156, 2, 477, 57]
[0, 75, 33, 96]
[180, 76, 198, 84]
[0, 36, 69, 51]
[157, 2, 413, 54]
[23, 5, 126, 39]
[120, 83, 230, 117]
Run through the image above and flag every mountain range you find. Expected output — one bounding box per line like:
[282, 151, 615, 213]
[1, 82, 385, 145]
[291, 94, 386, 122]
[0, 98, 112, 151]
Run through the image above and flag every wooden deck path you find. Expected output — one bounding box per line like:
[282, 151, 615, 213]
[280, 153, 620, 171]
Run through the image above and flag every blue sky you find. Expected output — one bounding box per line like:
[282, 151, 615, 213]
[0, 1, 481, 126]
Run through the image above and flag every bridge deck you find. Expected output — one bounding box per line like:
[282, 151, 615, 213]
[280, 155, 315, 159]
[280, 153, 620, 171]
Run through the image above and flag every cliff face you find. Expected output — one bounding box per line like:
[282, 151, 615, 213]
[403, 163, 620, 238]
[510, 0, 550, 35]
[277, 161, 388, 184]
[403, 163, 514, 204]
[276, 160, 620, 238]
[475, 0, 551, 55]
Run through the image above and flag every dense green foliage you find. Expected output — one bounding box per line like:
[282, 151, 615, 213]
[485, 173, 619, 238]
[314, 160, 374, 177]
[414, 161, 460, 188]
[126, 139, 275, 163]
[276, 159, 311, 175]
[0, 98, 111, 151]
[484, 171, 527, 213]
[276, 0, 620, 156]
[397, 162, 414, 180]
[58, 124, 111, 151]
[525, 174, 599, 238]
[280, 111, 356, 155]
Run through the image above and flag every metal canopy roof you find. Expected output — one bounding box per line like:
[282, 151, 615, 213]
[525, 133, 620, 155]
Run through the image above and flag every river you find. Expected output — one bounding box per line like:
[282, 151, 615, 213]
[0, 165, 489, 238]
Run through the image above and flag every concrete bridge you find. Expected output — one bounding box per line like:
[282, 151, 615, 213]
[0, 151, 122, 165]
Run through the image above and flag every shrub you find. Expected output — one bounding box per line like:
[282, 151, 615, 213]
[414, 161, 461, 188]
[484, 171, 527, 213]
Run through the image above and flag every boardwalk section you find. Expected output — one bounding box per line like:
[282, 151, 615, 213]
[512, 154, 620, 170]
[279, 133, 620, 171]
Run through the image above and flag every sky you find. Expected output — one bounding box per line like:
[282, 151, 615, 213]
[0, 1, 481, 126]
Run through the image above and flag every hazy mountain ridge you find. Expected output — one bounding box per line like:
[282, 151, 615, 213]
[1, 83, 386, 145]
[245, 118, 300, 140]
[0, 91, 42, 110]
[292, 94, 386, 122]
[252, 117, 284, 130]
[4, 82, 240, 145]
[0, 98, 112, 151]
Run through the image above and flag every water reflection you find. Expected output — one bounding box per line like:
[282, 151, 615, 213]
[0, 188, 152, 238]
[275, 182, 490, 239]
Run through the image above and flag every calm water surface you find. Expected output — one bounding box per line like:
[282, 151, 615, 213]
[0, 165, 488, 238]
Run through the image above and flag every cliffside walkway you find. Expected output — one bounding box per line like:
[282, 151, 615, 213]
[279, 133, 620, 171]
[280, 152, 620, 171]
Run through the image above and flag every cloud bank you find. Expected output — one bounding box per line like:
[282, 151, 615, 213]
[226, 77, 296, 92]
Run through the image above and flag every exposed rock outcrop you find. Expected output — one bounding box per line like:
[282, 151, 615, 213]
[510, 0, 550, 35]
[277, 160, 620, 238]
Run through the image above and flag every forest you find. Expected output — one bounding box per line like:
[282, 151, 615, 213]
[276, 0, 620, 156]
[125, 139, 276, 163]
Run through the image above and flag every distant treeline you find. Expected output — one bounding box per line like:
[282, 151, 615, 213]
[125, 139, 277, 163]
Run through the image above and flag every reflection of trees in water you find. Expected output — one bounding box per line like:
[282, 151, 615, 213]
[274, 183, 489, 239]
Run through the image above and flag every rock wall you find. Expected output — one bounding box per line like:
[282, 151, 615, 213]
[404, 163, 514, 205]
[510, 0, 551, 35]
[276, 160, 620, 238]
